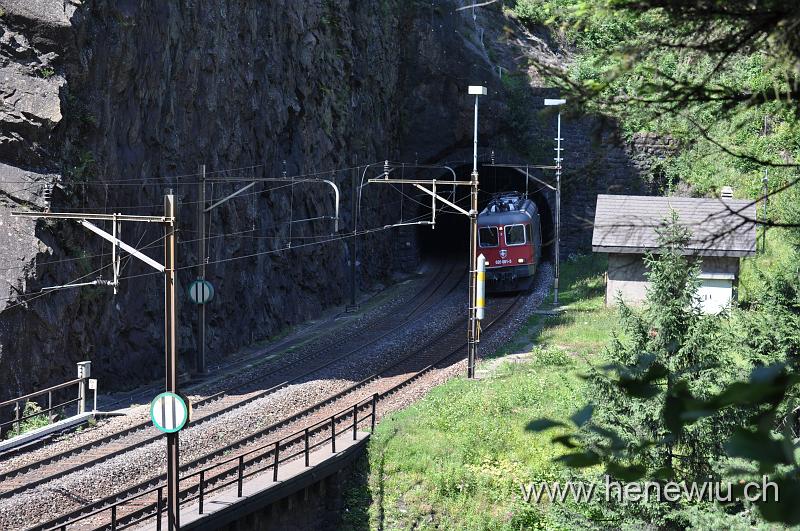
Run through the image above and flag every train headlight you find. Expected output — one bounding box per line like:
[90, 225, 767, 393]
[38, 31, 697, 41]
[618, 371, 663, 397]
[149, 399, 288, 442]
[517, 258, 524, 263]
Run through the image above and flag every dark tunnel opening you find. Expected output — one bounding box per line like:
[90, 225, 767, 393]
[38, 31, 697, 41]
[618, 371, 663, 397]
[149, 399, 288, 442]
[417, 164, 555, 262]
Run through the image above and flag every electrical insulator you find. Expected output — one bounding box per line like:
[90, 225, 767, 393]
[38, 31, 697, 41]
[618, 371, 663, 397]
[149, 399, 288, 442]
[476, 253, 486, 320]
[383, 160, 389, 178]
[43, 183, 53, 213]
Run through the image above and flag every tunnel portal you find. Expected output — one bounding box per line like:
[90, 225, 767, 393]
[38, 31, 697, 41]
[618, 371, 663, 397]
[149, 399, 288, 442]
[416, 164, 555, 262]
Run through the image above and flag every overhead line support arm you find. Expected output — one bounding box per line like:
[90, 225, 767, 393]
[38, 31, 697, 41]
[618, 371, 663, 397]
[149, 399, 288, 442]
[412, 184, 472, 216]
[79, 220, 165, 272]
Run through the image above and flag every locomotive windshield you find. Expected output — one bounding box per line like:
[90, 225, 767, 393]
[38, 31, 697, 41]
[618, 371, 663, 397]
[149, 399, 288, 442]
[479, 227, 498, 247]
[505, 224, 526, 246]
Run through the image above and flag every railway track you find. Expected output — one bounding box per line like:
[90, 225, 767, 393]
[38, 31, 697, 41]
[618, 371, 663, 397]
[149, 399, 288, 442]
[31, 288, 525, 531]
[0, 261, 463, 500]
[90, 261, 452, 415]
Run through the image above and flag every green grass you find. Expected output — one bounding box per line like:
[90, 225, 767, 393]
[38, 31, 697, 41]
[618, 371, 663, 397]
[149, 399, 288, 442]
[555, 254, 608, 310]
[36, 66, 55, 79]
[5, 401, 51, 439]
[535, 309, 617, 357]
[341, 362, 585, 530]
[492, 255, 615, 362]
[738, 228, 796, 304]
[340, 255, 619, 529]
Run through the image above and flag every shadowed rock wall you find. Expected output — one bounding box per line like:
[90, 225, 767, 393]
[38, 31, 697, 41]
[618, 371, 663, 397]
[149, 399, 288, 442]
[0, 0, 405, 397]
[0, 1, 667, 401]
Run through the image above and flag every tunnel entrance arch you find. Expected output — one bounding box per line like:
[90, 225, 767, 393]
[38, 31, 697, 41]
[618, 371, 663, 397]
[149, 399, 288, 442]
[415, 162, 555, 262]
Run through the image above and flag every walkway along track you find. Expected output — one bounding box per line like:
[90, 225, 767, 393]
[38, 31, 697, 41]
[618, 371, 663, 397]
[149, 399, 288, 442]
[32, 290, 524, 531]
[0, 261, 462, 499]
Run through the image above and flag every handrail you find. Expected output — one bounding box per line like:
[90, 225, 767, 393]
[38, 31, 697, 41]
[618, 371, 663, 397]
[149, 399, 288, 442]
[45, 393, 379, 531]
[1, 377, 91, 437]
[0, 397, 81, 431]
[0, 379, 82, 409]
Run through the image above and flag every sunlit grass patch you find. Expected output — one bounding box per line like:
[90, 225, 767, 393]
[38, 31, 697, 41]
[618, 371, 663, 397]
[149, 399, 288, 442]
[339, 254, 619, 529]
[535, 308, 617, 356]
[360, 362, 584, 529]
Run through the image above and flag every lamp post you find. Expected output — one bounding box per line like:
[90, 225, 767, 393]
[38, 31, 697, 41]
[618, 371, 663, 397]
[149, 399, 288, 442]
[544, 98, 566, 305]
[467, 85, 487, 379]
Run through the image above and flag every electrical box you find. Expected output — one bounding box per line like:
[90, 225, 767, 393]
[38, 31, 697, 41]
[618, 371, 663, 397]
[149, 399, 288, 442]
[77, 361, 91, 379]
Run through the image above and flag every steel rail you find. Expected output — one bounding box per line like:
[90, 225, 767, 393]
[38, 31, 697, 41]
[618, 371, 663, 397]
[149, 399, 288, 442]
[0, 262, 461, 496]
[32, 289, 524, 531]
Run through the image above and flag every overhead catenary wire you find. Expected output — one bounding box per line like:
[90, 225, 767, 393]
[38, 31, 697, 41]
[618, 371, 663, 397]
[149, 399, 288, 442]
[4, 162, 416, 324]
[0, 203, 483, 318]
[179, 214, 435, 271]
[0, 202, 434, 304]
[6, 176, 479, 281]
[0, 160, 382, 193]
[113, 214, 434, 285]
[0, 232, 166, 274]
[0, 158, 483, 307]
[0, 179, 323, 216]
[0, 261, 116, 311]
[3, 160, 479, 273]
[2, 158, 488, 213]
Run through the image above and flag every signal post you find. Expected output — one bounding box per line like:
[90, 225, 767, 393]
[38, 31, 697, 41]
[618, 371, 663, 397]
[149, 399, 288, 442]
[13, 193, 182, 530]
[368, 85, 487, 379]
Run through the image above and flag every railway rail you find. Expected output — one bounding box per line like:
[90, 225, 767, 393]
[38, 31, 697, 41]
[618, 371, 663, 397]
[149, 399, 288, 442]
[0, 261, 463, 500]
[91, 260, 454, 414]
[32, 287, 524, 531]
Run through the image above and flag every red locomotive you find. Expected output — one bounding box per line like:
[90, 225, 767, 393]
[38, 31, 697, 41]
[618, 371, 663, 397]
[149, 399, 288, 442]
[477, 192, 542, 292]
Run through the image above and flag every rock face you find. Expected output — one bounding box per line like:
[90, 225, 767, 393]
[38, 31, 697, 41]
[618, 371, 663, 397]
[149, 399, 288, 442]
[0, 1, 663, 401]
[0, 0, 405, 398]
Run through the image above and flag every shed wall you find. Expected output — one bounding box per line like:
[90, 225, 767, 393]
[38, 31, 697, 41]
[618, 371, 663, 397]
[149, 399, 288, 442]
[606, 254, 648, 305]
[604, 253, 740, 310]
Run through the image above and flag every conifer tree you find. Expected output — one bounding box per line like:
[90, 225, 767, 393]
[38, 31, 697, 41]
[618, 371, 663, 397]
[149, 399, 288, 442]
[531, 213, 736, 484]
[588, 212, 735, 482]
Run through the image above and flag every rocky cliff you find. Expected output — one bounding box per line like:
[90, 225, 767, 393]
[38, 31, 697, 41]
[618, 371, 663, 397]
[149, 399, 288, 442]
[0, 1, 663, 401]
[0, 0, 408, 398]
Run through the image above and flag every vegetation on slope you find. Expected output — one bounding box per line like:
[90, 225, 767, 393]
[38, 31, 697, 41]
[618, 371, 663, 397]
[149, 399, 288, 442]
[343, 246, 797, 529]
[340, 256, 613, 529]
[503, 10, 800, 521]
[341, 3, 800, 528]
[510, 0, 800, 252]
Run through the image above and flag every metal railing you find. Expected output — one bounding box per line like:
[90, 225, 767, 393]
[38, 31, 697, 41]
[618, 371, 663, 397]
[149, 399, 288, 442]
[0, 378, 85, 438]
[36, 291, 524, 531]
[48, 393, 378, 531]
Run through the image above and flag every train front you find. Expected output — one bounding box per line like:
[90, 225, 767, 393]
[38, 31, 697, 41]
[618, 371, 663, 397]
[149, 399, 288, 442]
[477, 195, 539, 292]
